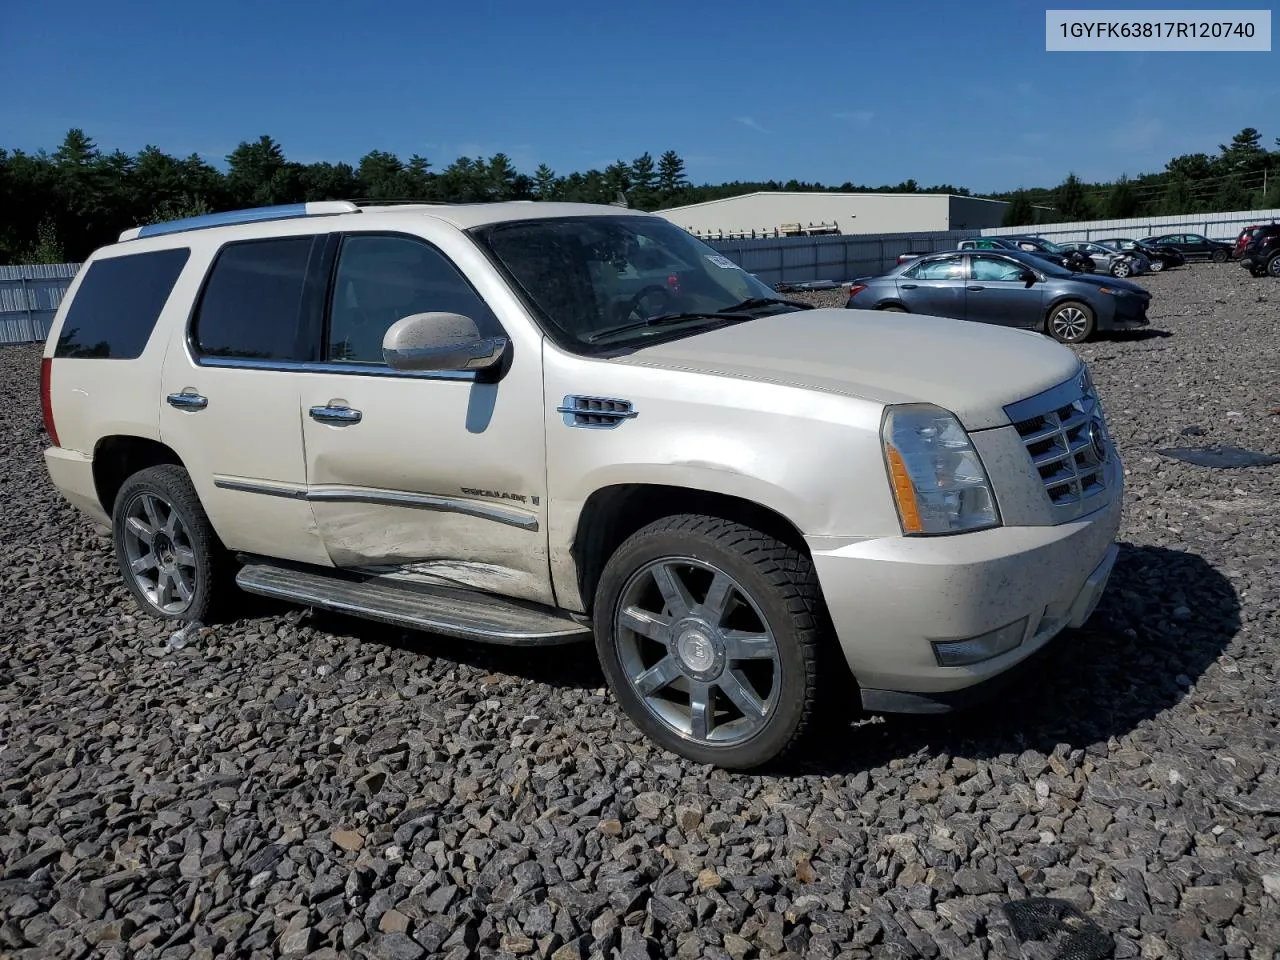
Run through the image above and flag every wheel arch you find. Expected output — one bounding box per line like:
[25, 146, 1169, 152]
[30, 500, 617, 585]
[564, 483, 814, 617]
[93, 435, 185, 516]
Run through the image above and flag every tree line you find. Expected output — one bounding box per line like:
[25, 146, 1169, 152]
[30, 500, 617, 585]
[999, 128, 1280, 226]
[2, 126, 1278, 263]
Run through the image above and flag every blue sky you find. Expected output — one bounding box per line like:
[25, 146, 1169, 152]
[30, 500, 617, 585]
[1, 0, 1275, 194]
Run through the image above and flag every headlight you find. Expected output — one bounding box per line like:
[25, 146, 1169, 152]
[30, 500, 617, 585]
[881, 404, 1000, 535]
[1097, 286, 1129, 296]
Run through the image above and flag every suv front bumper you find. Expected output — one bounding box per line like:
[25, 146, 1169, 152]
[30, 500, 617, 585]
[808, 486, 1123, 713]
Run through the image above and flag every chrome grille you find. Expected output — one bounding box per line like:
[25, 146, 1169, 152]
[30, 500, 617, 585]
[1007, 370, 1111, 508]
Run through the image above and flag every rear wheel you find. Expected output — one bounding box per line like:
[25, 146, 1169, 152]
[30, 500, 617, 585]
[592, 515, 826, 770]
[1110, 260, 1132, 278]
[1212, 248, 1229, 263]
[112, 464, 231, 622]
[1149, 258, 1165, 273]
[880, 304, 907, 312]
[1046, 300, 1096, 344]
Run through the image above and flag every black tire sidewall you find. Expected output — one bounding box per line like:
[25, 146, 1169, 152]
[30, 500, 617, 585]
[111, 466, 217, 622]
[592, 520, 817, 769]
[1047, 301, 1095, 344]
[1213, 249, 1228, 263]
[1268, 255, 1280, 278]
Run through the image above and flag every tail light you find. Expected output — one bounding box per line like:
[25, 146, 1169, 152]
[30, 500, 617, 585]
[40, 357, 59, 447]
[847, 283, 867, 299]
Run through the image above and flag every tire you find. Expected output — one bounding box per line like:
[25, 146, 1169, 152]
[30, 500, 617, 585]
[592, 514, 826, 770]
[880, 304, 907, 312]
[1268, 255, 1280, 279]
[1212, 248, 1228, 263]
[111, 464, 232, 622]
[1149, 258, 1165, 273]
[1046, 300, 1096, 344]
[1110, 260, 1132, 278]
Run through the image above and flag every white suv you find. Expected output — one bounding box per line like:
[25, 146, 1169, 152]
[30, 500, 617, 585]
[40, 200, 1123, 769]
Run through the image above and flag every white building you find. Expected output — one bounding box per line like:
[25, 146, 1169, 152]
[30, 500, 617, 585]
[655, 191, 1010, 239]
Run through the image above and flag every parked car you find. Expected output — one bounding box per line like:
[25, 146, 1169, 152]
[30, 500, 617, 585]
[40, 199, 1124, 770]
[1238, 223, 1280, 277]
[999, 235, 1097, 273]
[1139, 232, 1232, 262]
[955, 237, 1083, 271]
[1095, 237, 1184, 272]
[1057, 241, 1149, 278]
[844, 248, 1151, 344]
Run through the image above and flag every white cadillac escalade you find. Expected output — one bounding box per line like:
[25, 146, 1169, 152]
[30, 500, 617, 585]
[40, 200, 1122, 769]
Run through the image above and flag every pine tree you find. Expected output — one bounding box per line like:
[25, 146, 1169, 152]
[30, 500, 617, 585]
[533, 163, 558, 200]
[657, 150, 687, 203]
[1001, 191, 1034, 227]
[1054, 173, 1092, 221]
[1105, 175, 1139, 218]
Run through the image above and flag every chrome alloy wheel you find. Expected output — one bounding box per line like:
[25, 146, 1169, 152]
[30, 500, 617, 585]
[613, 557, 782, 745]
[121, 491, 199, 615]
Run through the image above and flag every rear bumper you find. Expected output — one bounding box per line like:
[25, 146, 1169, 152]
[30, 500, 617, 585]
[43, 446, 109, 527]
[809, 486, 1123, 711]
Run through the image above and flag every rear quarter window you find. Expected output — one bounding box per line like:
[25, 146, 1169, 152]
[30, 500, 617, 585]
[54, 248, 191, 359]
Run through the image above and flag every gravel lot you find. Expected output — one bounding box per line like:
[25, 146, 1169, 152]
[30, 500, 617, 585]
[2, 263, 1278, 960]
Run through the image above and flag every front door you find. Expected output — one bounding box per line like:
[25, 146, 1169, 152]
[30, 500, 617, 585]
[896, 253, 967, 318]
[298, 230, 553, 605]
[963, 254, 1045, 329]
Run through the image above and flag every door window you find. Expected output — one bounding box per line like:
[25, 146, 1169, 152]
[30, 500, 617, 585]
[971, 255, 1028, 282]
[191, 237, 316, 361]
[902, 255, 965, 280]
[327, 235, 502, 364]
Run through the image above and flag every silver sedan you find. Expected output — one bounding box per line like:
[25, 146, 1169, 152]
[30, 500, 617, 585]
[1059, 241, 1149, 278]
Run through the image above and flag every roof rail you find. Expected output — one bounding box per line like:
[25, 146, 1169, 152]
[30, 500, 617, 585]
[118, 200, 360, 242]
[347, 197, 452, 207]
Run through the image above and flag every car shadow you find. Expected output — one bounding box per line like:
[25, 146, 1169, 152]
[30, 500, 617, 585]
[788, 542, 1241, 776]
[1093, 328, 1173, 343]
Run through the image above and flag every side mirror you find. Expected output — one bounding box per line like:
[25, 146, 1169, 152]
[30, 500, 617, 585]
[382, 312, 508, 375]
[1022, 270, 1037, 287]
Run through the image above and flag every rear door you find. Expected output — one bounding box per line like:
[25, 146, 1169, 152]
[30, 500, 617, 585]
[963, 254, 1045, 329]
[158, 234, 331, 566]
[896, 253, 967, 318]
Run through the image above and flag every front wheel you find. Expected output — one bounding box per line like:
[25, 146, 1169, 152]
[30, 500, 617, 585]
[880, 304, 907, 312]
[1212, 248, 1229, 263]
[112, 464, 231, 622]
[1047, 300, 1096, 344]
[592, 515, 826, 769]
[1268, 255, 1280, 279]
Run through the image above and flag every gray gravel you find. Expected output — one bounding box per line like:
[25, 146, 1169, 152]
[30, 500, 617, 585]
[2, 262, 1279, 959]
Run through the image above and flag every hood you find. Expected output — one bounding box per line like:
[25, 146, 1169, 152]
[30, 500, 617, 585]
[611, 308, 1082, 430]
[1062, 271, 1149, 295]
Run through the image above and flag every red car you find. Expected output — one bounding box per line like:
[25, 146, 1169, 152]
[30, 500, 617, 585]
[1234, 224, 1265, 259]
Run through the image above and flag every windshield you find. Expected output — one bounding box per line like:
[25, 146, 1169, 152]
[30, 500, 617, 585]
[470, 215, 789, 351]
[1034, 238, 1066, 253]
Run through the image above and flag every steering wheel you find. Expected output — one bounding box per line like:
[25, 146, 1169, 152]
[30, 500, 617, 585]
[624, 284, 674, 321]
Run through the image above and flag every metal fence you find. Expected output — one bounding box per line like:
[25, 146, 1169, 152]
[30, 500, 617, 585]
[980, 207, 1280, 245]
[0, 263, 81, 346]
[705, 230, 980, 288]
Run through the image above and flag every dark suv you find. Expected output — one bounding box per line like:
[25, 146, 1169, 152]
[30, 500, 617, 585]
[1239, 224, 1280, 278]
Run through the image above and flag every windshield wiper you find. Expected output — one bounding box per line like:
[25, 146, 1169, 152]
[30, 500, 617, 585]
[584, 312, 753, 344]
[718, 296, 814, 313]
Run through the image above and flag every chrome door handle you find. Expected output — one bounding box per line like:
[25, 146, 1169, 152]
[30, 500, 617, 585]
[166, 391, 208, 410]
[309, 404, 362, 425]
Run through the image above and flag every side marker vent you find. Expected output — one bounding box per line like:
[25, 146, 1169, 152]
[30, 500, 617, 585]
[557, 395, 638, 429]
